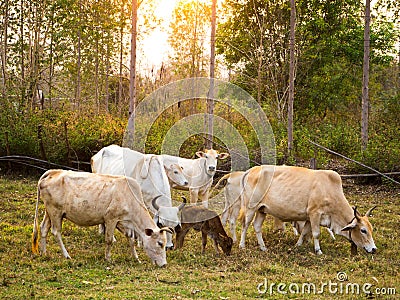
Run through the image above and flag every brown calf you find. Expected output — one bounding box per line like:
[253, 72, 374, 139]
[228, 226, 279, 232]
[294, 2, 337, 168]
[175, 205, 233, 255]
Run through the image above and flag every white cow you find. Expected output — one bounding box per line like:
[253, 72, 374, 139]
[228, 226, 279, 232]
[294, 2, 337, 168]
[239, 165, 377, 255]
[160, 149, 229, 207]
[91, 144, 188, 249]
[32, 170, 172, 266]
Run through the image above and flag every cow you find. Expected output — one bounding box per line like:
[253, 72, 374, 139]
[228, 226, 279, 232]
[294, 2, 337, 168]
[160, 149, 229, 207]
[91, 144, 188, 249]
[175, 201, 233, 256]
[238, 165, 377, 255]
[216, 171, 336, 243]
[31, 170, 172, 266]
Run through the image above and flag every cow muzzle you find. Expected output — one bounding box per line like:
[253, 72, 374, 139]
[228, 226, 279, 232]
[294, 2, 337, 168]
[365, 246, 377, 254]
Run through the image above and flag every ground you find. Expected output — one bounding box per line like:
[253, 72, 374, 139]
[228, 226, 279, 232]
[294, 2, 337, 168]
[0, 174, 398, 299]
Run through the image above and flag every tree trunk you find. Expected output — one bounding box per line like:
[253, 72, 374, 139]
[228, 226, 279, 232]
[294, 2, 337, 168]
[361, 0, 371, 151]
[288, 0, 296, 153]
[1, 0, 9, 99]
[75, 0, 82, 113]
[205, 0, 217, 150]
[127, 0, 138, 144]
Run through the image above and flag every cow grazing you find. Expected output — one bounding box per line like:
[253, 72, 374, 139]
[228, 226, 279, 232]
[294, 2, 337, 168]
[32, 170, 172, 266]
[239, 165, 377, 255]
[175, 202, 233, 255]
[160, 149, 229, 207]
[216, 171, 336, 243]
[91, 144, 188, 249]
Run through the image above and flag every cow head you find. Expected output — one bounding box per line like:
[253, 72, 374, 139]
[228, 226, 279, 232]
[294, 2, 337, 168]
[196, 149, 229, 176]
[341, 206, 377, 254]
[164, 163, 188, 187]
[152, 196, 186, 250]
[217, 233, 233, 256]
[142, 227, 172, 267]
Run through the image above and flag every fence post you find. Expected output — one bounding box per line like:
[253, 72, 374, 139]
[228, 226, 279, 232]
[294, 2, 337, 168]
[4, 132, 11, 169]
[37, 125, 47, 161]
[64, 121, 72, 167]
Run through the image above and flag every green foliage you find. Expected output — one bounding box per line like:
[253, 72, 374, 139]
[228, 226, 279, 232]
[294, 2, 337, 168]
[0, 107, 125, 166]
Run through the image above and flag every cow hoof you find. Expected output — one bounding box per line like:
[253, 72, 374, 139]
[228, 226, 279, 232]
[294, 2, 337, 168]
[315, 249, 323, 255]
[239, 243, 245, 249]
[260, 246, 267, 252]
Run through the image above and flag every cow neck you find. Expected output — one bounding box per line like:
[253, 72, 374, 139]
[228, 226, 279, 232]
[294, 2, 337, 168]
[332, 204, 356, 241]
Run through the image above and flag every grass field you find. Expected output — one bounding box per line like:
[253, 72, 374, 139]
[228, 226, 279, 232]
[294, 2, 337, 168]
[0, 174, 398, 299]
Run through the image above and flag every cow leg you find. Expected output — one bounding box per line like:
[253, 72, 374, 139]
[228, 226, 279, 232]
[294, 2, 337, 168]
[201, 231, 208, 253]
[253, 211, 267, 251]
[239, 208, 256, 249]
[175, 225, 190, 249]
[212, 237, 221, 255]
[295, 221, 311, 247]
[127, 236, 141, 264]
[39, 211, 51, 255]
[49, 214, 70, 259]
[273, 217, 285, 232]
[221, 198, 230, 226]
[104, 221, 117, 261]
[310, 215, 323, 255]
[229, 201, 240, 243]
[189, 188, 199, 204]
[198, 190, 209, 208]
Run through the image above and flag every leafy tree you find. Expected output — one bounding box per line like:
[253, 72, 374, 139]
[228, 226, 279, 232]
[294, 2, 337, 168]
[168, 0, 212, 78]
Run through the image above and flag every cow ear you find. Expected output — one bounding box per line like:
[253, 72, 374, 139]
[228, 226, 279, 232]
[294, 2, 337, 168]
[145, 228, 154, 236]
[341, 219, 357, 232]
[218, 153, 230, 160]
[196, 151, 205, 158]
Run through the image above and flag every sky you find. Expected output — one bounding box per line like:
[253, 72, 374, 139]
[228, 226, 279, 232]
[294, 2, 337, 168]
[139, 0, 177, 70]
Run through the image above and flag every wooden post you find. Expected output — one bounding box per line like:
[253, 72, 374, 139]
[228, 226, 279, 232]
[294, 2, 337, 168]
[4, 131, 11, 169]
[37, 125, 47, 161]
[64, 121, 71, 166]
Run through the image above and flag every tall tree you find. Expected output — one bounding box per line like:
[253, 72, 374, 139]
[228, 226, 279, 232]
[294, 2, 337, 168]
[288, 0, 296, 153]
[127, 0, 138, 143]
[361, 0, 371, 150]
[168, 0, 212, 78]
[205, 0, 217, 150]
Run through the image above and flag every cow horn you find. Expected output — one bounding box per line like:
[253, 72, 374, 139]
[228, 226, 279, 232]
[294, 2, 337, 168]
[353, 206, 361, 221]
[178, 196, 187, 211]
[151, 195, 162, 211]
[160, 227, 173, 234]
[365, 206, 377, 217]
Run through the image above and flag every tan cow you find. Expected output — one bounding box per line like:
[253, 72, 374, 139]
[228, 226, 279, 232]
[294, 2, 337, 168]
[216, 171, 336, 243]
[239, 165, 377, 255]
[32, 170, 172, 266]
[216, 171, 284, 243]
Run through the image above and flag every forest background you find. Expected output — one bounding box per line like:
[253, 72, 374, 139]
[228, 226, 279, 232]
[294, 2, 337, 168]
[1, 0, 399, 176]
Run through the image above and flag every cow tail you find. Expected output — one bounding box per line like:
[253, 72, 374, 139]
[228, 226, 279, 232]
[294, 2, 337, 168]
[214, 173, 231, 190]
[32, 185, 40, 254]
[238, 170, 250, 225]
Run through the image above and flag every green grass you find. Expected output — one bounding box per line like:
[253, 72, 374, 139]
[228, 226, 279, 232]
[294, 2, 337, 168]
[0, 175, 399, 299]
